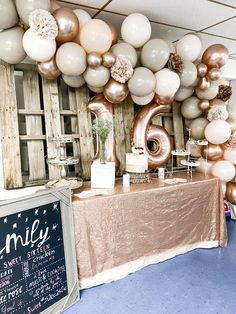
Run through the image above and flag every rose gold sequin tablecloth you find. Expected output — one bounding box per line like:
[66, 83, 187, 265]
[72, 172, 227, 288]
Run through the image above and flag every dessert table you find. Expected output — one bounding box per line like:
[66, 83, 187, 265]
[72, 172, 227, 289]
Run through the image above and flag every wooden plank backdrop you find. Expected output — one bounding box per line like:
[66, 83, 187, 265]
[0, 63, 185, 189]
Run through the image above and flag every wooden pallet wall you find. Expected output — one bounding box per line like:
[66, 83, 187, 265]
[0, 61, 185, 189]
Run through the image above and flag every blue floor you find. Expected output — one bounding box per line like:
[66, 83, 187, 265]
[65, 219, 236, 314]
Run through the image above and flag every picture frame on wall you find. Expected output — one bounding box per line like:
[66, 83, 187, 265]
[0, 186, 79, 314]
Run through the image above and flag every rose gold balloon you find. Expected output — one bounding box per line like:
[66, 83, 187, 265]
[226, 117, 236, 133]
[88, 93, 120, 168]
[206, 67, 221, 81]
[201, 143, 223, 161]
[226, 182, 236, 205]
[202, 44, 229, 69]
[104, 79, 129, 104]
[154, 94, 174, 106]
[197, 63, 208, 78]
[102, 51, 116, 68]
[108, 23, 119, 46]
[198, 77, 210, 90]
[51, 0, 60, 12]
[36, 56, 61, 80]
[53, 8, 80, 45]
[198, 99, 210, 111]
[87, 52, 102, 67]
[132, 101, 172, 168]
[209, 98, 226, 107]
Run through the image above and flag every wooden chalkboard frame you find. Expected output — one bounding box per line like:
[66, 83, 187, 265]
[0, 186, 79, 314]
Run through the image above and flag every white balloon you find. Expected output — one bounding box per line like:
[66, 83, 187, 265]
[224, 149, 236, 165]
[83, 66, 110, 88]
[211, 160, 235, 182]
[111, 42, 137, 67]
[176, 34, 202, 62]
[180, 61, 197, 87]
[131, 92, 154, 105]
[205, 120, 231, 144]
[121, 13, 151, 48]
[62, 74, 85, 88]
[88, 85, 104, 93]
[23, 29, 56, 62]
[175, 86, 194, 101]
[73, 9, 91, 28]
[155, 69, 180, 97]
[181, 96, 202, 119]
[196, 157, 214, 175]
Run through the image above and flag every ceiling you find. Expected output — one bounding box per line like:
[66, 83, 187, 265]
[59, 0, 236, 58]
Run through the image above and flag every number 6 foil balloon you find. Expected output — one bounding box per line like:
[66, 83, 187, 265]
[132, 101, 172, 168]
[88, 93, 120, 168]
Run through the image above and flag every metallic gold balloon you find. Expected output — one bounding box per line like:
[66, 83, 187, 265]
[104, 79, 129, 104]
[202, 44, 229, 69]
[154, 94, 174, 106]
[226, 182, 236, 205]
[53, 8, 80, 45]
[132, 101, 172, 168]
[37, 56, 61, 80]
[108, 23, 119, 46]
[198, 99, 210, 111]
[201, 143, 223, 161]
[206, 67, 221, 81]
[198, 77, 210, 90]
[88, 93, 120, 168]
[226, 117, 236, 133]
[102, 51, 116, 68]
[197, 63, 208, 77]
[87, 52, 102, 68]
[51, 0, 60, 12]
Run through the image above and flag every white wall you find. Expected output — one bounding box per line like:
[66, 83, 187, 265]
[222, 59, 236, 81]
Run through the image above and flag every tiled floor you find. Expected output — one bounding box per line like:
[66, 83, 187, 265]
[65, 219, 236, 314]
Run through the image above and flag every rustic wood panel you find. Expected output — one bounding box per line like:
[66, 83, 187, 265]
[172, 101, 185, 166]
[0, 61, 22, 188]
[75, 86, 94, 179]
[114, 103, 126, 174]
[42, 78, 62, 179]
[122, 95, 134, 153]
[23, 70, 46, 181]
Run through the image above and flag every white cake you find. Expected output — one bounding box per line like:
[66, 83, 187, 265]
[125, 147, 148, 173]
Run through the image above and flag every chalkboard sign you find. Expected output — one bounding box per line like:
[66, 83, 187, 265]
[0, 187, 79, 314]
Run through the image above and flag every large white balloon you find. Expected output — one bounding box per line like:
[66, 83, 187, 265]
[155, 69, 180, 97]
[211, 160, 235, 182]
[0, 0, 18, 29]
[224, 149, 236, 165]
[80, 19, 112, 54]
[16, 0, 50, 25]
[62, 74, 85, 88]
[176, 34, 202, 62]
[131, 92, 154, 106]
[174, 86, 194, 101]
[73, 9, 91, 28]
[83, 66, 110, 88]
[128, 67, 156, 97]
[180, 61, 197, 87]
[181, 97, 202, 119]
[111, 42, 137, 67]
[205, 120, 231, 144]
[56, 42, 86, 76]
[23, 29, 56, 62]
[121, 13, 151, 48]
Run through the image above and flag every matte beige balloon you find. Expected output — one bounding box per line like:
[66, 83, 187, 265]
[87, 52, 102, 68]
[0, 0, 18, 29]
[53, 8, 79, 45]
[206, 67, 221, 81]
[202, 44, 229, 69]
[189, 117, 209, 140]
[181, 97, 202, 119]
[111, 42, 137, 67]
[37, 56, 61, 80]
[16, 0, 50, 25]
[104, 79, 129, 104]
[201, 143, 223, 161]
[197, 63, 208, 78]
[180, 61, 198, 87]
[62, 74, 85, 88]
[128, 67, 156, 97]
[102, 52, 116, 68]
[226, 182, 236, 205]
[83, 66, 110, 88]
[195, 82, 219, 100]
[0, 27, 26, 64]
[174, 87, 194, 102]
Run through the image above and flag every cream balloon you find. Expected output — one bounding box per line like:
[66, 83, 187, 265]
[23, 28, 56, 62]
[88, 85, 104, 93]
[176, 34, 202, 62]
[0, 0, 18, 29]
[224, 149, 236, 165]
[121, 13, 151, 48]
[0, 27, 26, 64]
[195, 83, 219, 100]
[189, 117, 209, 140]
[128, 67, 156, 97]
[174, 86, 194, 101]
[205, 120, 231, 144]
[155, 69, 180, 98]
[196, 157, 214, 175]
[179, 61, 197, 87]
[56, 42, 86, 76]
[16, 0, 50, 25]
[80, 19, 112, 54]
[111, 42, 137, 67]
[141, 39, 170, 72]
[83, 66, 110, 88]
[186, 140, 201, 157]
[62, 74, 85, 88]
[73, 9, 91, 28]
[181, 97, 202, 119]
[131, 92, 154, 106]
[211, 160, 235, 182]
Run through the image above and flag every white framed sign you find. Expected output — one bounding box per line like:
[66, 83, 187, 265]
[0, 186, 79, 314]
